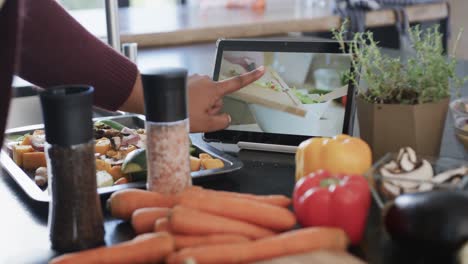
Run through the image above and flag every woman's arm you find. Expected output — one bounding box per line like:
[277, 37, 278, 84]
[120, 73, 144, 114]
[17, 0, 137, 111]
[0, 0, 22, 146]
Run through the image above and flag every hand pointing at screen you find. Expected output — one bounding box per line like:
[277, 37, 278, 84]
[187, 66, 265, 133]
[120, 66, 265, 133]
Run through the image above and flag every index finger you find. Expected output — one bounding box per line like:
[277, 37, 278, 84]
[216, 66, 265, 96]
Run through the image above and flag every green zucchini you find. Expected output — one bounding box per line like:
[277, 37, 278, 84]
[6, 133, 29, 142]
[121, 141, 197, 175]
[97, 119, 126, 131]
[121, 148, 146, 174]
[128, 171, 147, 182]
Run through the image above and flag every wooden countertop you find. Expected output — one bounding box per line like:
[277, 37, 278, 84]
[70, 1, 448, 47]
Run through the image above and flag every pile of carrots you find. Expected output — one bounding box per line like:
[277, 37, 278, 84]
[50, 186, 349, 264]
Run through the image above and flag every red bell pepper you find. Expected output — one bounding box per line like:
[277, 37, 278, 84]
[293, 170, 371, 245]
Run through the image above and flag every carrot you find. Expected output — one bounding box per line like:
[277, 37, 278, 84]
[219, 192, 291, 207]
[180, 187, 291, 208]
[131, 207, 170, 234]
[216, 191, 291, 208]
[169, 206, 275, 239]
[178, 190, 296, 231]
[114, 177, 128, 185]
[154, 217, 172, 233]
[166, 227, 348, 264]
[173, 234, 250, 250]
[50, 232, 174, 264]
[107, 189, 177, 220]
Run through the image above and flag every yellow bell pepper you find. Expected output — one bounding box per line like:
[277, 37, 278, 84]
[295, 134, 372, 181]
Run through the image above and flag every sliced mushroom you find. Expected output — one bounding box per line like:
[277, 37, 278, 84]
[381, 168, 419, 189]
[383, 160, 399, 171]
[380, 160, 434, 189]
[405, 187, 420, 193]
[433, 166, 468, 184]
[405, 147, 418, 163]
[418, 182, 434, 192]
[396, 148, 405, 163]
[388, 179, 414, 189]
[383, 181, 401, 197]
[400, 153, 416, 172]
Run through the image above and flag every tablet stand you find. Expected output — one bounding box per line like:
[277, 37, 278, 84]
[237, 141, 297, 154]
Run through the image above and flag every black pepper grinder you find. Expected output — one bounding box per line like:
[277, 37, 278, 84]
[142, 68, 192, 194]
[40, 85, 105, 252]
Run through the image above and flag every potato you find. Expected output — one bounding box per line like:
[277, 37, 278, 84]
[96, 159, 112, 172]
[199, 153, 213, 160]
[201, 158, 224, 170]
[95, 138, 111, 155]
[190, 156, 201, 172]
[121, 145, 137, 155]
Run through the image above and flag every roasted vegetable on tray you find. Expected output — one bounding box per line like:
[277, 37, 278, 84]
[7, 119, 224, 189]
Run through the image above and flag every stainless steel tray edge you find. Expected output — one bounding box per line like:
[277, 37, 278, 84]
[1, 115, 243, 202]
[1, 150, 49, 202]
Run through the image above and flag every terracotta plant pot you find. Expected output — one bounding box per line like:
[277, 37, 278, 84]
[356, 97, 450, 161]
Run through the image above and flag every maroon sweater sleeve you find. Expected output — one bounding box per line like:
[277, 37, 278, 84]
[17, 0, 138, 111]
[0, 0, 22, 146]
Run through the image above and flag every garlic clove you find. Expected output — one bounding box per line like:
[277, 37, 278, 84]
[383, 181, 401, 197]
[383, 160, 399, 172]
[35, 175, 47, 187]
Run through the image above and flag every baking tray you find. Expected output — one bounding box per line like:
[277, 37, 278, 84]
[1, 115, 243, 202]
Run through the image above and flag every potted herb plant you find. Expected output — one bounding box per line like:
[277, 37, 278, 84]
[333, 24, 467, 160]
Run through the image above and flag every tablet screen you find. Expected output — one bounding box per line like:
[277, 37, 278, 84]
[218, 50, 352, 137]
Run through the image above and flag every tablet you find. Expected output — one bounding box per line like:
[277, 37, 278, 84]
[204, 39, 357, 151]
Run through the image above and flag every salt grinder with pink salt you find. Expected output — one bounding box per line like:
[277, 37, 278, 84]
[141, 68, 192, 194]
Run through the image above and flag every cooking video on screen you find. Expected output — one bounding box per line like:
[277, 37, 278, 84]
[219, 51, 352, 137]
